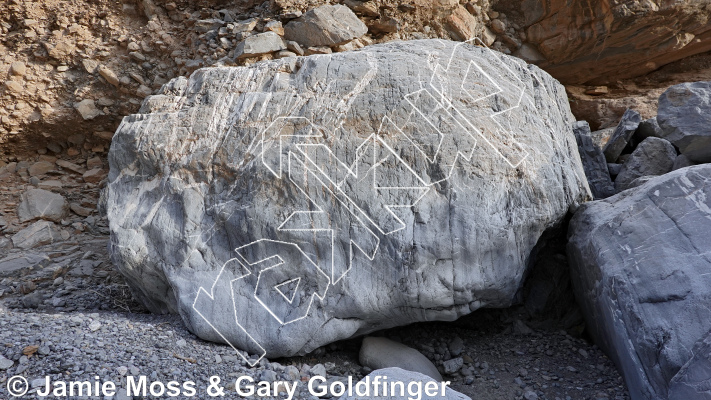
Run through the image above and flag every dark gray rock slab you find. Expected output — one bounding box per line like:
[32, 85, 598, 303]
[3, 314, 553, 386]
[658, 81, 711, 163]
[668, 329, 711, 400]
[338, 368, 470, 400]
[17, 188, 69, 223]
[615, 137, 676, 192]
[568, 165, 711, 400]
[573, 121, 615, 199]
[603, 109, 642, 163]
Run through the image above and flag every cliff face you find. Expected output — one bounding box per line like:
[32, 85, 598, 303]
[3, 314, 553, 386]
[521, 0, 711, 84]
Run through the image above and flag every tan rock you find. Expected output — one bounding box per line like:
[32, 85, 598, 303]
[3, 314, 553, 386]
[264, 21, 284, 36]
[56, 159, 86, 174]
[87, 156, 103, 170]
[4, 80, 23, 94]
[28, 161, 54, 176]
[9, 61, 26, 76]
[83, 168, 107, 183]
[445, 5, 479, 41]
[98, 65, 120, 86]
[74, 99, 102, 120]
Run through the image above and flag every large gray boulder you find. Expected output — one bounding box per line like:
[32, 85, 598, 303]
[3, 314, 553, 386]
[614, 137, 677, 192]
[568, 165, 711, 400]
[658, 81, 711, 163]
[338, 368, 470, 400]
[668, 329, 711, 400]
[573, 121, 615, 199]
[106, 39, 590, 361]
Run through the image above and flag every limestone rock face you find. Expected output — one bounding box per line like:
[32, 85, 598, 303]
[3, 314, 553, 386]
[568, 165, 711, 400]
[106, 39, 590, 360]
[522, 0, 711, 84]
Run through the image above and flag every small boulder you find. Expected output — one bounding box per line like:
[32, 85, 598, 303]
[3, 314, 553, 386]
[635, 117, 664, 141]
[234, 31, 286, 59]
[444, 5, 478, 41]
[602, 109, 642, 163]
[9, 61, 27, 76]
[359, 337, 443, 381]
[614, 137, 676, 192]
[284, 5, 367, 48]
[74, 99, 102, 120]
[658, 81, 711, 163]
[12, 220, 63, 249]
[17, 188, 69, 222]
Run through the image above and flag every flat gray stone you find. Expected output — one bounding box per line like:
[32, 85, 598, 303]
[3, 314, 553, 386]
[360, 337, 443, 381]
[568, 164, 711, 400]
[106, 39, 590, 358]
[17, 188, 69, 223]
[284, 5, 367, 47]
[573, 121, 615, 199]
[234, 31, 286, 59]
[11, 220, 62, 249]
[602, 109, 642, 163]
[338, 368, 470, 400]
[0, 355, 13, 370]
[615, 137, 676, 192]
[658, 81, 711, 163]
[0, 253, 50, 277]
[442, 357, 463, 374]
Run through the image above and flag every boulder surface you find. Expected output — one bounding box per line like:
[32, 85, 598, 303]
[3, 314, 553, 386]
[573, 121, 615, 199]
[106, 39, 590, 360]
[614, 137, 676, 192]
[568, 165, 711, 400]
[658, 81, 711, 163]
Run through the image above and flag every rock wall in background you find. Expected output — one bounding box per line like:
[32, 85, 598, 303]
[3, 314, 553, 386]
[520, 0, 711, 84]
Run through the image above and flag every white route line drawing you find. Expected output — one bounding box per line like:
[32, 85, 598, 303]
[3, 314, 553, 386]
[279, 148, 381, 284]
[192, 36, 534, 362]
[429, 37, 529, 168]
[274, 277, 301, 304]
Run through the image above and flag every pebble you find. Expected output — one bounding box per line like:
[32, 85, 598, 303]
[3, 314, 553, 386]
[443, 357, 463, 374]
[0, 355, 14, 369]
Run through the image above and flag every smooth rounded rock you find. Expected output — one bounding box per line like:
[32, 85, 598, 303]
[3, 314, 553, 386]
[360, 337, 442, 381]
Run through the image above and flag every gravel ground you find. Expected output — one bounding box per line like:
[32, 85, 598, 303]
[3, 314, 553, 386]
[0, 160, 629, 400]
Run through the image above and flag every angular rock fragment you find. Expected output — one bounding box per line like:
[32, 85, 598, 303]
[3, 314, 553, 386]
[284, 5, 367, 48]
